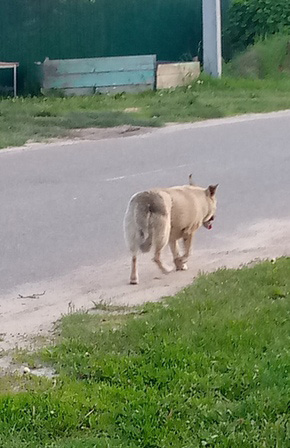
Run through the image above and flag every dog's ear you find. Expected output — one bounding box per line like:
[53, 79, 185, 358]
[206, 184, 218, 197]
[189, 174, 195, 186]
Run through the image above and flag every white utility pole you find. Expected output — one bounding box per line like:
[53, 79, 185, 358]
[202, 0, 222, 78]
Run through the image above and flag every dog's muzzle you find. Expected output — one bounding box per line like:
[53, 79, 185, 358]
[203, 215, 215, 230]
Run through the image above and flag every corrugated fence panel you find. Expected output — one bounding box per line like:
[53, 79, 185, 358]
[0, 0, 231, 94]
[42, 55, 156, 92]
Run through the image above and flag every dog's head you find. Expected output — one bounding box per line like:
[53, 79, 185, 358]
[203, 184, 218, 230]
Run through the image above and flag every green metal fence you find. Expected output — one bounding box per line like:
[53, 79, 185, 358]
[0, 0, 230, 94]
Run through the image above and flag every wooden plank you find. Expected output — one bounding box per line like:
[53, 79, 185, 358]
[42, 55, 156, 94]
[43, 70, 155, 89]
[0, 62, 19, 68]
[157, 62, 200, 89]
[43, 55, 156, 76]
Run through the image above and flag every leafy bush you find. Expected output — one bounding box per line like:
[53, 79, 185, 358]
[226, 34, 290, 78]
[225, 0, 290, 55]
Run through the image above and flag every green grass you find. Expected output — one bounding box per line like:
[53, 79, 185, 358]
[227, 34, 290, 79]
[0, 258, 289, 447]
[1, 75, 290, 149]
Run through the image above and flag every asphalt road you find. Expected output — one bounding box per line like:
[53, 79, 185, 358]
[0, 111, 289, 297]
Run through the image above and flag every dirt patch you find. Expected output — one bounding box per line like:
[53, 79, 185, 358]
[124, 108, 141, 113]
[68, 124, 153, 141]
[2, 125, 155, 154]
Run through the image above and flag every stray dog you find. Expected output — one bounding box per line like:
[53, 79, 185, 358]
[123, 176, 218, 284]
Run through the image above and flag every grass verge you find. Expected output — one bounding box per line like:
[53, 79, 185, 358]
[1, 75, 290, 149]
[0, 258, 289, 447]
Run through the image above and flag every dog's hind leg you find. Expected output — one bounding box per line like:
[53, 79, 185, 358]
[130, 254, 138, 285]
[152, 215, 172, 275]
[153, 250, 171, 274]
[169, 238, 183, 271]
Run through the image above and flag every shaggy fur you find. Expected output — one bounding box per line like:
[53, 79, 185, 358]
[123, 179, 218, 284]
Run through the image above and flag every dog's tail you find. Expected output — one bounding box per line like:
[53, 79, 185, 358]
[124, 191, 167, 254]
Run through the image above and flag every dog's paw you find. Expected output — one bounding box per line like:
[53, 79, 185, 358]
[162, 267, 173, 275]
[175, 257, 188, 271]
[174, 257, 188, 271]
[176, 265, 188, 271]
[130, 278, 139, 285]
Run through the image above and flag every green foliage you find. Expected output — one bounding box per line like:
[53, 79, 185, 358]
[226, 0, 290, 55]
[227, 34, 290, 78]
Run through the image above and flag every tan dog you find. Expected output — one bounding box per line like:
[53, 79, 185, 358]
[123, 176, 218, 284]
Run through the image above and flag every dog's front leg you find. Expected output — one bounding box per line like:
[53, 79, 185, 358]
[175, 233, 193, 270]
